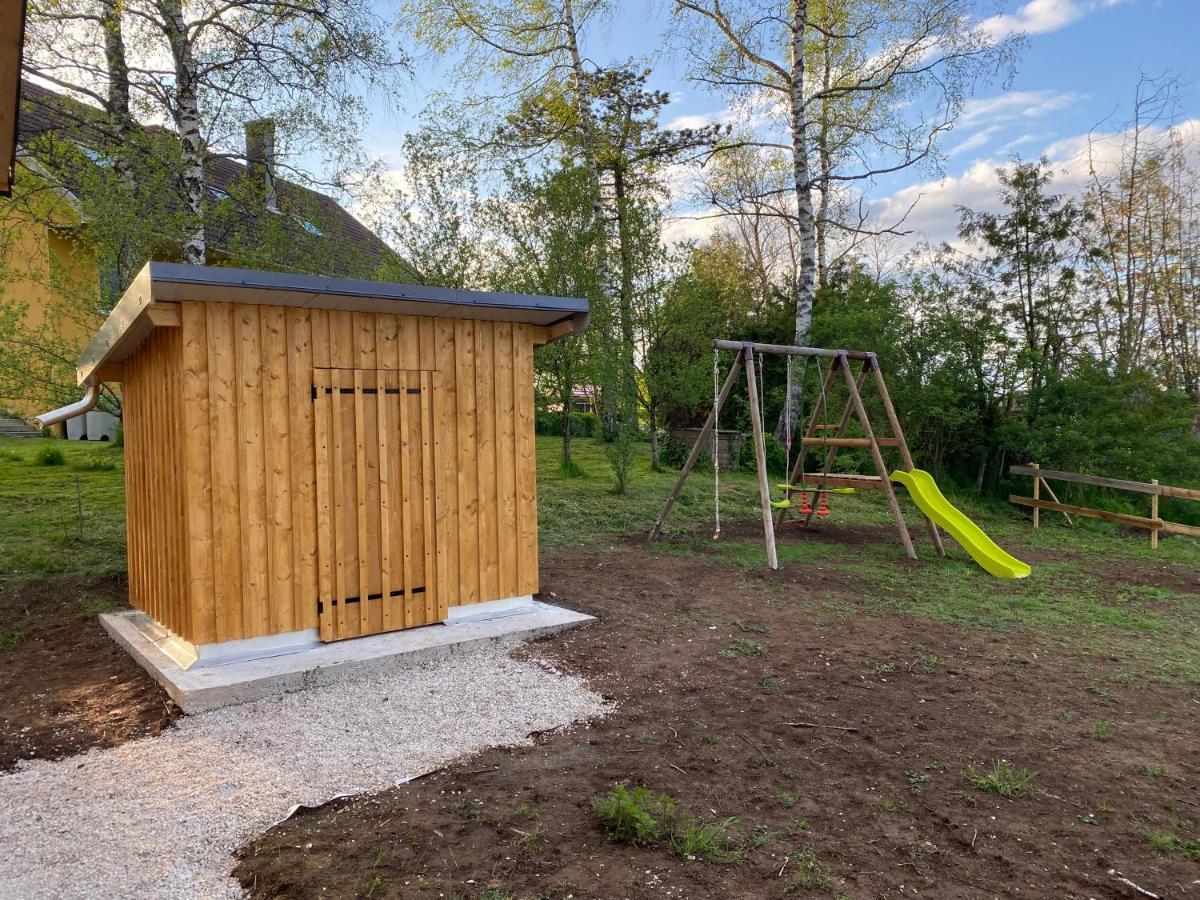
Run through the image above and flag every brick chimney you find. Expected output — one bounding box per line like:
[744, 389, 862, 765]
[245, 119, 278, 212]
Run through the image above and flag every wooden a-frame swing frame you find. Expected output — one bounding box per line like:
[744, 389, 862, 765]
[648, 340, 946, 570]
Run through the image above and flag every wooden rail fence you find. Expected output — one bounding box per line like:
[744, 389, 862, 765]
[1009, 463, 1200, 548]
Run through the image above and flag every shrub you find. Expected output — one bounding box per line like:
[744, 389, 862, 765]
[658, 433, 692, 470]
[535, 409, 601, 438]
[739, 431, 787, 477]
[33, 446, 66, 467]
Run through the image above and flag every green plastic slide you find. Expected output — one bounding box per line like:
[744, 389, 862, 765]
[890, 468, 1032, 579]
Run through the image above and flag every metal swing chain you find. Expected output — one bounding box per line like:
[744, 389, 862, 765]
[712, 348, 721, 539]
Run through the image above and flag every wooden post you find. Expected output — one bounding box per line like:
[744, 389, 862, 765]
[648, 350, 745, 541]
[868, 356, 945, 557]
[744, 348, 779, 570]
[1151, 479, 1159, 549]
[1031, 463, 1040, 529]
[839, 352, 916, 560]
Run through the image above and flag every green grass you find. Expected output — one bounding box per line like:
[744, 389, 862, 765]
[3, 433, 1198, 682]
[1139, 824, 1200, 861]
[0, 438, 127, 582]
[969, 760, 1037, 798]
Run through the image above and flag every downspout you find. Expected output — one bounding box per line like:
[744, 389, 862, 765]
[35, 380, 99, 428]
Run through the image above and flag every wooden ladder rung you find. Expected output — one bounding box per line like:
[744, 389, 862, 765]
[801, 437, 900, 448]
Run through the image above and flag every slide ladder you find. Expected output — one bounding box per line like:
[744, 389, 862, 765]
[891, 469, 1031, 579]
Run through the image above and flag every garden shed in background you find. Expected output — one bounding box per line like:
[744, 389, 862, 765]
[68, 262, 588, 665]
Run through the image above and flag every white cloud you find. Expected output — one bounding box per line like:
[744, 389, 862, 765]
[666, 113, 720, 130]
[664, 210, 723, 245]
[949, 124, 1004, 157]
[977, 0, 1086, 40]
[997, 133, 1042, 153]
[869, 117, 1200, 251]
[959, 90, 1084, 128]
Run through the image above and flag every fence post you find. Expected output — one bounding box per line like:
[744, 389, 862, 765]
[1151, 478, 1159, 550]
[1031, 462, 1040, 529]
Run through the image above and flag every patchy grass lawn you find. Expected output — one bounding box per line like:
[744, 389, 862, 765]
[0, 437, 126, 582]
[1, 433, 1198, 896]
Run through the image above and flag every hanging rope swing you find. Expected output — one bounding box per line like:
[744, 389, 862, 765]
[712, 348, 721, 540]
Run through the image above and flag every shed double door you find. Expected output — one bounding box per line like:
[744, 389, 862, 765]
[313, 368, 440, 641]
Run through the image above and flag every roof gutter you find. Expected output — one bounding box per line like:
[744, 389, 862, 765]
[35, 380, 99, 428]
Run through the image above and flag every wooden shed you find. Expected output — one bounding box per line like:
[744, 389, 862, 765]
[73, 262, 588, 662]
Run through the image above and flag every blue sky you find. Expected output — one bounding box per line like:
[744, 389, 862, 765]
[360, 0, 1198, 247]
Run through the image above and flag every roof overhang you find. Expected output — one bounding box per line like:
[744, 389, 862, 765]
[0, 0, 26, 196]
[77, 262, 590, 385]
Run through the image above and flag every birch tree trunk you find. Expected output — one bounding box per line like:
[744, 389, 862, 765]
[99, 0, 133, 189]
[157, 0, 206, 266]
[562, 0, 621, 433]
[781, 0, 817, 442]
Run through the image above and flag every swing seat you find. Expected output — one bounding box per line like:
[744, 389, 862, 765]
[769, 498, 793, 509]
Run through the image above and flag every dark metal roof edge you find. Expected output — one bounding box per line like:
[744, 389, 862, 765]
[147, 261, 589, 314]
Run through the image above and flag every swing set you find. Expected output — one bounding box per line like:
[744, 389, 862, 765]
[648, 339, 947, 570]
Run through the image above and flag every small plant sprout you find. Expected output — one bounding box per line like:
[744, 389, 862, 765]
[1094, 720, 1115, 742]
[788, 844, 831, 889]
[906, 771, 932, 790]
[776, 791, 797, 809]
[968, 760, 1037, 798]
[720, 638, 766, 658]
[879, 797, 899, 812]
[1142, 764, 1164, 778]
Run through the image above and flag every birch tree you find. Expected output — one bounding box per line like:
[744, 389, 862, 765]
[671, 0, 1020, 436]
[26, 0, 406, 266]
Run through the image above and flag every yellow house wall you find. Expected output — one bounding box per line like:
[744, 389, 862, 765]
[0, 192, 99, 417]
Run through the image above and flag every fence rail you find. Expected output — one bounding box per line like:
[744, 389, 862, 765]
[1008, 462, 1200, 547]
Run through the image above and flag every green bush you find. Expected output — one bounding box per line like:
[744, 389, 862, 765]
[535, 409, 601, 438]
[658, 433, 692, 469]
[739, 431, 787, 477]
[33, 446, 66, 467]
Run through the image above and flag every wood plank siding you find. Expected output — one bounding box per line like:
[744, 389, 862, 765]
[126, 302, 541, 646]
[122, 325, 189, 638]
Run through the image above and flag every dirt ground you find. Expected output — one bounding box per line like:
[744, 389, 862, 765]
[0, 575, 177, 771]
[234, 525, 1200, 899]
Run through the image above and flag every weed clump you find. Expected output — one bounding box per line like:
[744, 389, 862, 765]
[33, 446, 65, 467]
[968, 760, 1036, 798]
[1140, 824, 1200, 861]
[788, 844, 830, 889]
[592, 783, 663, 846]
[592, 783, 741, 862]
[720, 638, 766, 658]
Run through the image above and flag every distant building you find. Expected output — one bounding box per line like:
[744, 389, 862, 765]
[1, 80, 398, 431]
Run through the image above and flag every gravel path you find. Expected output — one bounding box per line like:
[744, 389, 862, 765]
[0, 648, 606, 900]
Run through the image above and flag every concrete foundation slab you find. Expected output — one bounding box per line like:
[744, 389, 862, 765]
[100, 600, 594, 714]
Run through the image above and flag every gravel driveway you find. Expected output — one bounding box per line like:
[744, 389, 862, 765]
[0, 648, 607, 899]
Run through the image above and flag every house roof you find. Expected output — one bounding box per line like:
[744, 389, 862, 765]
[76, 262, 590, 385]
[15, 80, 394, 274]
[0, 2, 26, 196]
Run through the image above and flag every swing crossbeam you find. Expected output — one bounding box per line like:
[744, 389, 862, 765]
[649, 338, 947, 569]
[711, 339, 871, 361]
